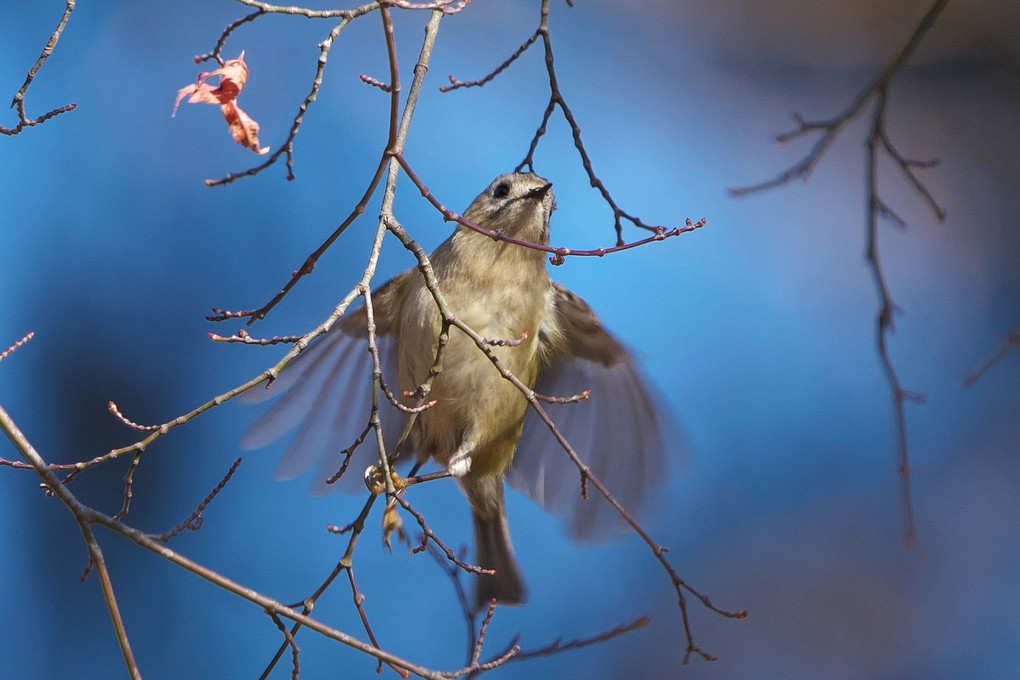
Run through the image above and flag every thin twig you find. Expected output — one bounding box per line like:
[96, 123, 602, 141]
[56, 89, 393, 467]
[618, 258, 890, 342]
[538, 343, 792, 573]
[877, 129, 946, 219]
[866, 87, 926, 546]
[380, 376, 437, 413]
[204, 10, 369, 185]
[440, 30, 539, 91]
[260, 494, 381, 679]
[206, 154, 389, 322]
[728, 0, 951, 546]
[151, 458, 243, 543]
[441, 0, 681, 244]
[266, 609, 301, 680]
[2, 0, 77, 136]
[440, 602, 519, 679]
[964, 321, 1020, 387]
[518, 0, 661, 243]
[108, 402, 160, 432]
[383, 206, 741, 663]
[194, 10, 266, 65]
[257, 11, 447, 676]
[360, 74, 394, 91]
[208, 329, 304, 345]
[534, 388, 590, 404]
[112, 452, 143, 521]
[392, 494, 495, 575]
[387, 0, 471, 13]
[483, 329, 529, 347]
[0, 404, 142, 679]
[347, 565, 412, 678]
[501, 616, 649, 663]
[0, 332, 34, 363]
[471, 600, 497, 666]
[234, 0, 364, 20]
[325, 423, 374, 485]
[395, 152, 703, 264]
[729, 0, 951, 197]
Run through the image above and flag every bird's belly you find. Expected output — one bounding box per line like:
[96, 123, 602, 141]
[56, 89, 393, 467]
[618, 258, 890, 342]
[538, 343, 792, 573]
[399, 283, 541, 473]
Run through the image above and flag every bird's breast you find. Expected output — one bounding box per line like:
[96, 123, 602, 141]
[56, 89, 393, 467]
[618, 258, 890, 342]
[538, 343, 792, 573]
[397, 265, 549, 467]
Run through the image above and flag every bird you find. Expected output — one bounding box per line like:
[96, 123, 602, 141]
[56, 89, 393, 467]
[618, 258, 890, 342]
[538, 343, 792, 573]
[241, 172, 671, 608]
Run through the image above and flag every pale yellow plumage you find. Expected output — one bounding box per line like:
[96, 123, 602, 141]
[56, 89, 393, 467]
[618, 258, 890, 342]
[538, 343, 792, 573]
[242, 172, 671, 608]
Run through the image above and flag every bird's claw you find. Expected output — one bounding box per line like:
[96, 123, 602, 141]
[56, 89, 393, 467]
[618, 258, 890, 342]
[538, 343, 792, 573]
[363, 465, 410, 494]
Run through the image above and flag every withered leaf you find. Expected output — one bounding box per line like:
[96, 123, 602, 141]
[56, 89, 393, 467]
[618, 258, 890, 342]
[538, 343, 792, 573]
[173, 52, 269, 155]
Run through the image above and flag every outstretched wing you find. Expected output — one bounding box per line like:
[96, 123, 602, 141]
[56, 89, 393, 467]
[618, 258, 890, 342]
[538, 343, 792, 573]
[239, 275, 409, 494]
[508, 283, 673, 540]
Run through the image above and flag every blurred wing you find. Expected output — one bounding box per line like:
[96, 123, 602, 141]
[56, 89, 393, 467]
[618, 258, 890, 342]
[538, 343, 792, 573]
[239, 276, 407, 494]
[508, 283, 672, 540]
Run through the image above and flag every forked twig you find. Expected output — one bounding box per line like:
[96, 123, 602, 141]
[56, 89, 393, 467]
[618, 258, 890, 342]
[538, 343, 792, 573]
[440, 0, 689, 245]
[729, 0, 951, 546]
[392, 494, 496, 575]
[382, 208, 741, 664]
[395, 152, 704, 266]
[2, 1, 77, 136]
[5, 1, 724, 675]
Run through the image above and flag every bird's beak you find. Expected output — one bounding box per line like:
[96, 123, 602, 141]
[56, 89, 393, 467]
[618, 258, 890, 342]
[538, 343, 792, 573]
[527, 182, 553, 200]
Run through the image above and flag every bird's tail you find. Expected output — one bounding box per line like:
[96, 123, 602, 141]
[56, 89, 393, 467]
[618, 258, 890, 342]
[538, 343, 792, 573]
[472, 493, 525, 610]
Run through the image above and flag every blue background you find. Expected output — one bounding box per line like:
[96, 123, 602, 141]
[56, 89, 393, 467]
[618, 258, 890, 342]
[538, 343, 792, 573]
[2, 1, 1019, 678]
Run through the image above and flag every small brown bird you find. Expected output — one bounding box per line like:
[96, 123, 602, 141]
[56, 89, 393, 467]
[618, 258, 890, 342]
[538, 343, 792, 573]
[242, 172, 669, 608]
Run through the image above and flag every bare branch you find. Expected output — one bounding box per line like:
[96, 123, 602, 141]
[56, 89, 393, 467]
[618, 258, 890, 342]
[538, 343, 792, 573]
[2, 1, 77, 136]
[2, 404, 458, 678]
[233, 0, 362, 19]
[729, 0, 951, 546]
[440, 601, 519, 679]
[262, 494, 382, 679]
[504, 616, 649, 663]
[441, 0, 684, 244]
[729, 0, 951, 198]
[395, 152, 704, 265]
[0, 403, 141, 678]
[325, 423, 375, 485]
[112, 452, 143, 522]
[194, 10, 266, 65]
[483, 329, 529, 347]
[381, 205, 739, 663]
[208, 329, 304, 345]
[877, 129, 946, 220]
[866, 87, 927, 546]
[392, 493, 496, 575]
[151, 458, 242, 542]
[0, 332, 34, 363]
[387, 0, 471, 14]
[534, 388, 590, 404]
[965, 320, 1020, 387]
[440, 30, 539, 91]
[204, 13, 366, 185]
[360, 73, 394, 92]
[266, 610, 301, 680]
[347, 565, 413, 678]
[108, 401, 161, 432]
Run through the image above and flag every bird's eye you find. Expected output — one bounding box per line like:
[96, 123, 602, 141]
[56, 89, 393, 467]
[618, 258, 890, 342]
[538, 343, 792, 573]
[492, 182, 511, 199]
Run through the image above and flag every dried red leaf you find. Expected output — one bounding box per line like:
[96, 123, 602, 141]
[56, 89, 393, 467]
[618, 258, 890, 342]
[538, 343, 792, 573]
[173, 51, 269, 155]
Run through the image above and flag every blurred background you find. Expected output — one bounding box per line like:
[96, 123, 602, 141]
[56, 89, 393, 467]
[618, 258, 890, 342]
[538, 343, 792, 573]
[2, 1, 1018, 678]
